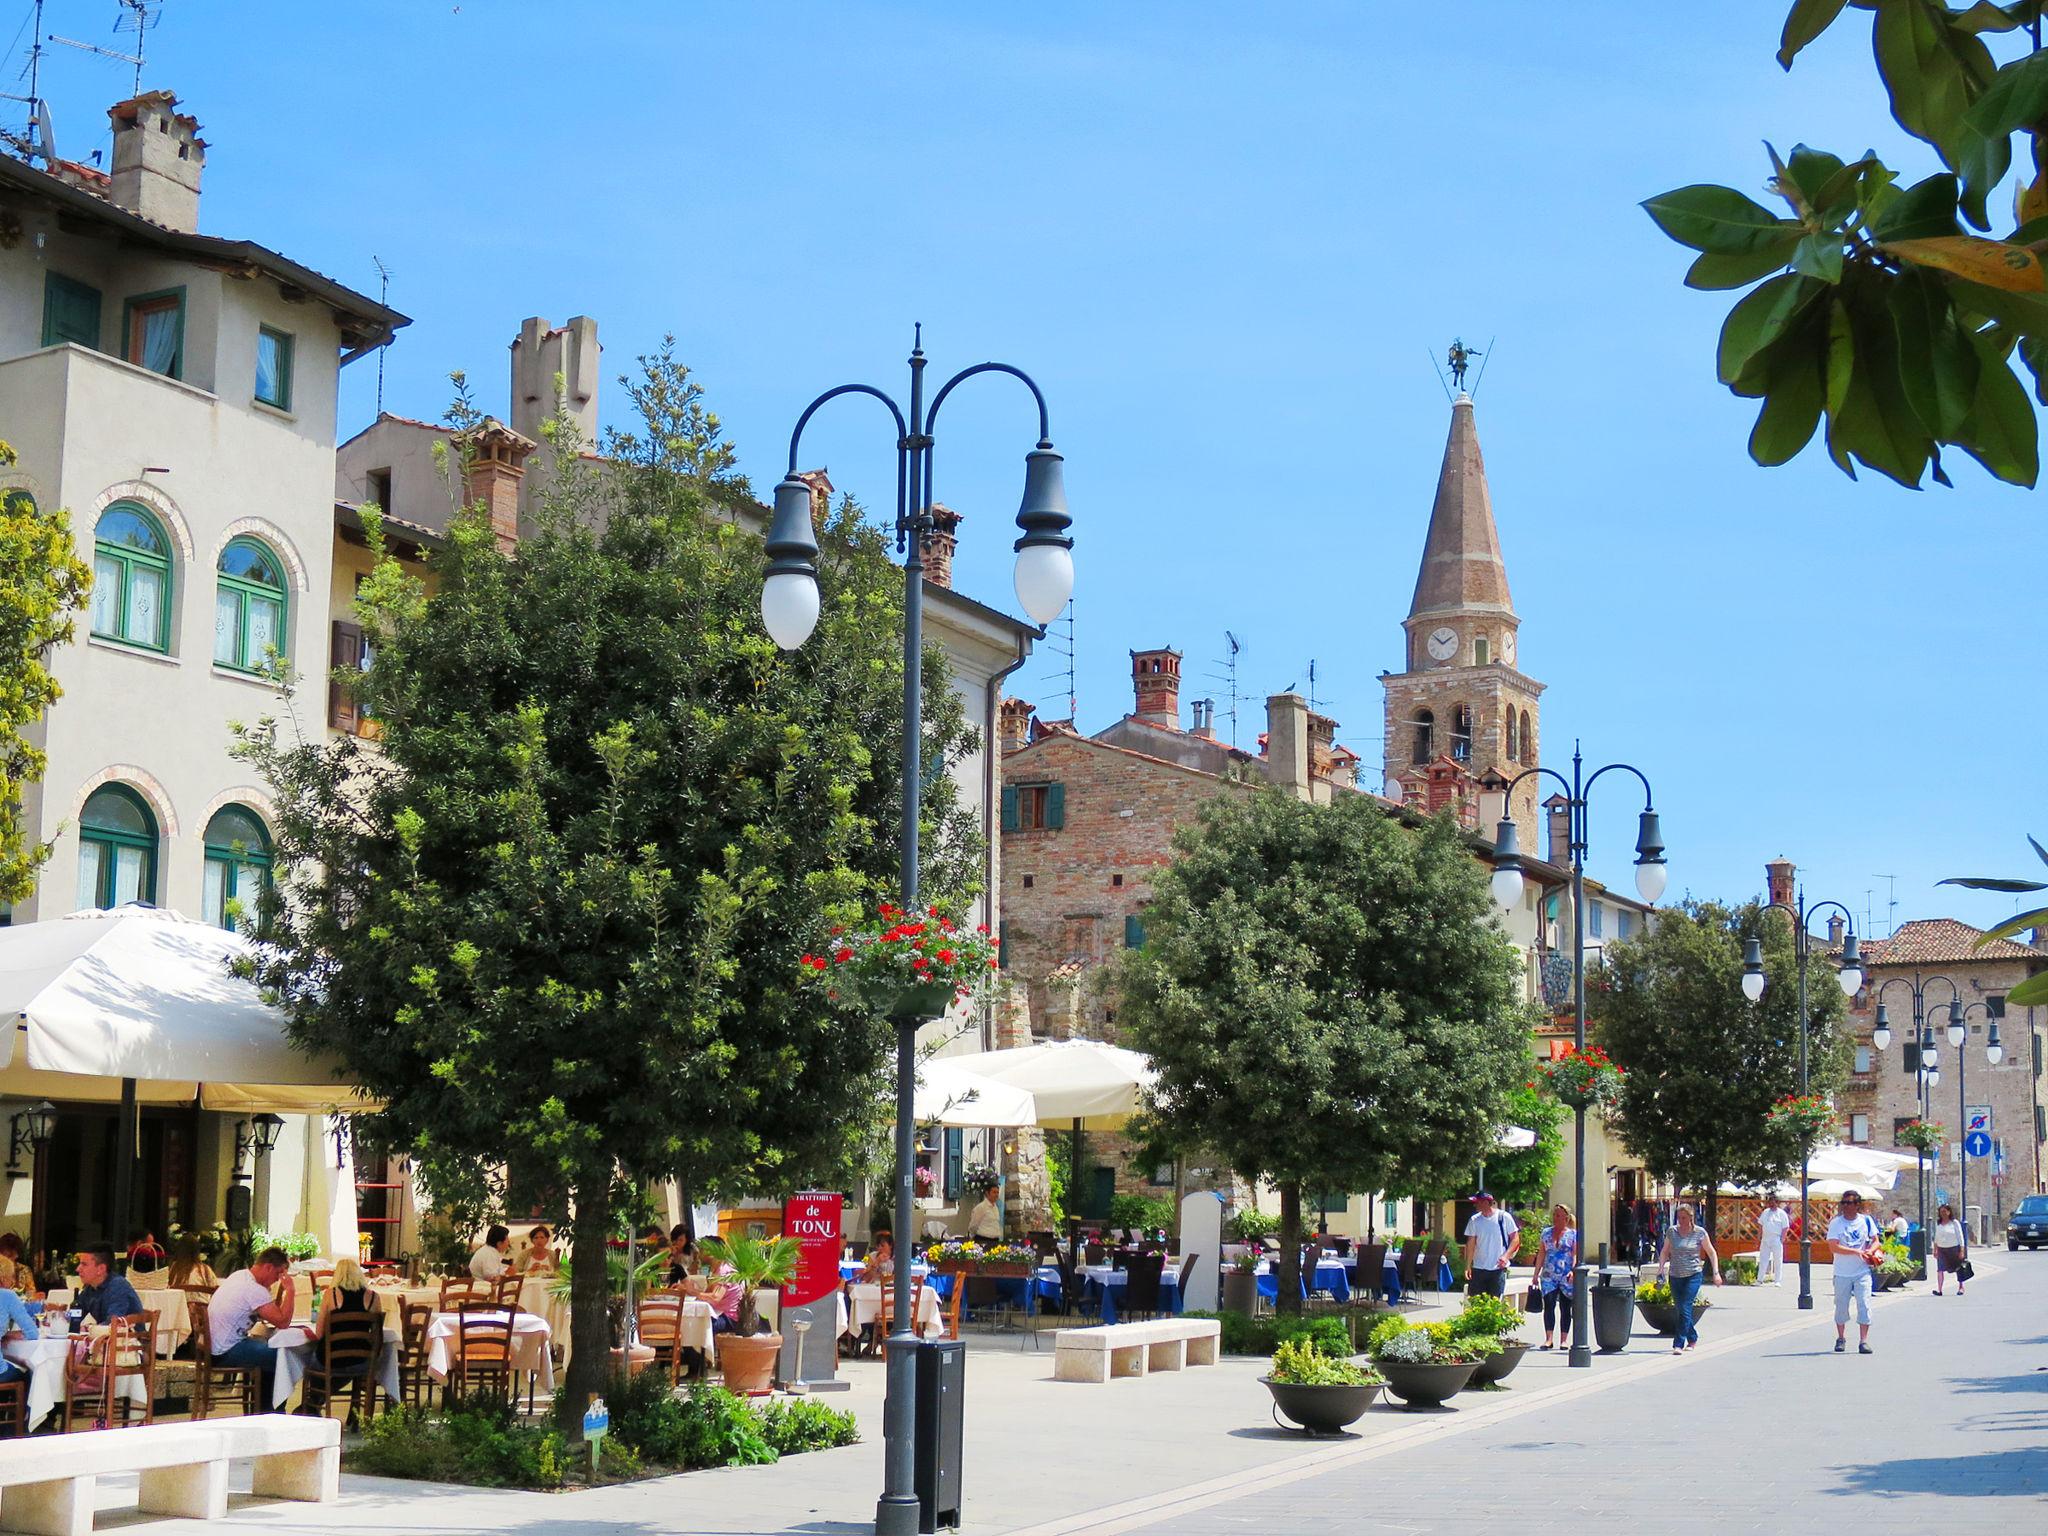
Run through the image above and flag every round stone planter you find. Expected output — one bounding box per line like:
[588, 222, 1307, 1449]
[1635, 1295, 1712, 1337]
[1221, 1270, 1260, 1315]
[715, 1331, 784, 1396]
[1262, 1377, 1380, 1435]
[1374, 1359, 1477, 1409]
[1469, 1339, 1529, 1384]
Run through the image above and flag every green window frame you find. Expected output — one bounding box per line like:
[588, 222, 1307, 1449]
[91, 502, 173, 651]
[42, 273, 103, 349]
[78, 784, 158, 909]
[255, 326, 293, 410]
[202, 805, 271, 931]
[1001, 781, 1064, 832]
[1124, 914, 1146, 949]
[121, 286, 186, 379]
[213, 536, 287, 672]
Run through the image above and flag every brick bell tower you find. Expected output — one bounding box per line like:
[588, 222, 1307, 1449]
[1381, 388, 1544, 841]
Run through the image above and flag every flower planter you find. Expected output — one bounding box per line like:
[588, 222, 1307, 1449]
[1635, 1295, 1712, 1337]
[716, 1331, 784, 1396]
[934, 1263, 1033, 1279]
[888, 981, 958, 1023]
[1221, 1271, 1259, 1316]
[1262, 1378, 1379, 1435]
[1375, 1360, 1477, 1409]
[1469, 1340, 1528, 1384]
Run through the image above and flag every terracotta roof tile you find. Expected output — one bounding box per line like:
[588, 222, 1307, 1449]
[1858, 918, 2046, 968]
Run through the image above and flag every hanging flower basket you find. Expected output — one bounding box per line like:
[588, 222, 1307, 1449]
[1540, 1044, 1624, 1110]
[800, 902, 1000, 1019]
[1765, 1093, 1837, 1148]
[1895, 1119, 1944, 1156]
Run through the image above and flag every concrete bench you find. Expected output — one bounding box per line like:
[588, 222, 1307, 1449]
[0, 1415, 340, 1535]
[1052, 1317, 1221, 1383]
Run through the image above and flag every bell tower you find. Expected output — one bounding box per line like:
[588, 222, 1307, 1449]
[1381, 387, 1544, 839]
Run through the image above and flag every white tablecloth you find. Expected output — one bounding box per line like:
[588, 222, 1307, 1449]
[5, 1332, 150, 1430]
[845, 1283, 942, 1340]
[425, 1309, 555, 1390]
[44, 1288, 191, 1358]
[268, 1323, 403, 1410]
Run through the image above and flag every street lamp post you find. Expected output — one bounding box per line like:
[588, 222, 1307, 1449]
[762, 331, 1070, 1536]
[1873, 972, 1962, 1279]
[1490, 743, 1667, 1370]
[1739, 892, 1862, 1310]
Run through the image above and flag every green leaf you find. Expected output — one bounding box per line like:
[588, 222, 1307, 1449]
[2007, 971, 2048, 1008]
[1718, 273, 1823, 388]
[1977, 907, 2048, 944]
[1889, 272, 1980, 436]
[1939, 877, 2048, 892]
[1870, 172, 1963, 239]
[2019, 333, 2048, 403]
[1782, 144, 1849, 212]
[1825, 292, 1934, 486]
[1643, 185, 1798, 254]
[1947, 275, 2048, 333]
[1874, 0, 1981, 160]
[1951, 327, 2041, 485]
[1952, 1, 2027, 34]
[1960, 44, 2048, 141]
[1779, 0, 1850, 66]
[1686, 238, 1801, 290]
[1748, 341, 1827, 465]
[1792, 232, 1846, 283]
[1813, 155, 1879, 220]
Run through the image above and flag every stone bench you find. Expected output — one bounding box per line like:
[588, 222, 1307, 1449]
[0, 1415, 340, 1535]
[1052, 1318, 1222, 1383]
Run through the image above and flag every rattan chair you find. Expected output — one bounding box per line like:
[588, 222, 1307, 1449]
[1119, 1252, 1166, 1322]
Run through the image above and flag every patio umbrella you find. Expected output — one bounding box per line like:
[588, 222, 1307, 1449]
[1805, 1143, 1919, 1179]
[913, 1057, 1039, 1129]
[966, 1041, 1157, 1228]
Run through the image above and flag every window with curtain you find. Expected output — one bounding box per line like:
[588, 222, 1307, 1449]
[124, 291, 184, 377]
[214, 537, 287, 670]
[202, 805, 271, 931]
[78, 785, 157, 909]
[92, 504, 172, 650]
[255, 326, 293, 410]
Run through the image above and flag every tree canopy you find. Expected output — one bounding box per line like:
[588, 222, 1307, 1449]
[1113, 791, 1527, 1310]
[235, 347, 981, 1422]
[1591, 900, 1850, 1225]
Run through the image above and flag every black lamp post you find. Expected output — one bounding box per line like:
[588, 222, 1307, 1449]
[762, 330, 1070, 1536]
[1739, 893, 1862, 1311]
[1874, 972, 1962, 1277]
[1490, 743, 1667, 1370]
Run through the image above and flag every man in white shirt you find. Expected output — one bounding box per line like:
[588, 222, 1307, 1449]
[469, 1225, 511, 1281]
[966, 1186, 1005, 1242]
[1462, 1191, 1519, 1297]
[1756, 1194, 1792, 1285]
[1826, 1189, 1882, 1354]
[209, 1245, 295, 1410]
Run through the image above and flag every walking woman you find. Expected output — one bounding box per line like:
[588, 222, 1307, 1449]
[1932, 1203, 1969, 1296]
[1656, 1203, 1724, 1354]
[1535, 1204, 1578, 1350]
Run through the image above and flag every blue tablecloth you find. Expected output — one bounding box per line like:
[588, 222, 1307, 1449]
[1086, 1271, 1183, 1325]
[1254, 1258, 1354, 1304]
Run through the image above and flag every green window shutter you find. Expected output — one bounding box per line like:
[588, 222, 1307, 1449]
[1045, 782, 1065, 829]
[998, 920, 1008, 969]
[43, 274, 103, 349]
[1000, 786, 1019, 832]
[1124, 914, 1146, 949]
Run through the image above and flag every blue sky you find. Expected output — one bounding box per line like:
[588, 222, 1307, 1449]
[18, 1, 2042, 934]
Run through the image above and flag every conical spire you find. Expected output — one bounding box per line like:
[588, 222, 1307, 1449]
[1407, 392, 1513, 622]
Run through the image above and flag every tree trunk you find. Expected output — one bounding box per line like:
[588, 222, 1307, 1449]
[1276, 1181, 1303, 1317]
[1702, 1185, 1719, 1247]
[558, 1177, 613, 1434]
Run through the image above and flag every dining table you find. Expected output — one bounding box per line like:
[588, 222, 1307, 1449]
[265, 1304, 556, 1409]
[4, 1325, 150, 1431]
[843, 1281, 943, 1340]
[1074, 1262, 1184, 1324]
[42, 1286, 192, 1359]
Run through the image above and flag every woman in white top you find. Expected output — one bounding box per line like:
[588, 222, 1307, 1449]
[1932, 1203, 1968, 1296]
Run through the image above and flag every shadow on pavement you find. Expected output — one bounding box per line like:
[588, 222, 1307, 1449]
[1945, 1370, 2048, 1395]
[1829, 1445, 2048, 1499]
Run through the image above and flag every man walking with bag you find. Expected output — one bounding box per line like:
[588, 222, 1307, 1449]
[1826, 1189, 1881, 1354]
[1462, 1190, 1519, 1298]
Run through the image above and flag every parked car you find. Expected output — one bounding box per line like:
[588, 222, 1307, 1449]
[2008, 1194, 2048, 1250]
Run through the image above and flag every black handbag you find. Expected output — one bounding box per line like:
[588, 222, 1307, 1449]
[1958, 1257, 1976, 1282]
[1522, 1284, 1543, 1313]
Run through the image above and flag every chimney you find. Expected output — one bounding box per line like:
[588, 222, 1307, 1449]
[998, 697, 1035, 753]
[922, 505, 962, 589]
[510, 316, 601, 447]
[1131, 648, 1182, 728]
[107, 92, 205, 233]
[462, 419, 535, 552]
[1545, 793, 1571, 866]
[1425, 757, 1473, 821]
[1826, 913, 1846, 947]
[1189, 699, 1216, 741]
[1265, 693, 1311, 801]
[1765, 858, 1795, 913]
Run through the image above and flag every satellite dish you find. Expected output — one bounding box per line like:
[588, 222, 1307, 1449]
[33, 100, 56, 163]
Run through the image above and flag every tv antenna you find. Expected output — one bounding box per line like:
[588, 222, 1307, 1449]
[1205, 631, 1244, 747]
[53, 0, 162, 98]
[1871, 873, 1898, 937]
[1037, 599, 1076, 725]
[372, 256, 393, 413]
[0, 0, 55, 164]
[1306, 658, 1324, 712]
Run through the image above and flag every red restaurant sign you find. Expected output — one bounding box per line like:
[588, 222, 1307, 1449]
[780, 1191, 843, 1309]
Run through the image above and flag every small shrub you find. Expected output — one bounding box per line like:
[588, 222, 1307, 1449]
[1364, 1313, 1412, 1356]
[676, 1384, 778, 1469]
[1726, 1254, 1758, 1286]
[757, 1397, 860, 1455]
[1375, 1329, 1436, 1364]
[1267, 1336, 1383, 1387]
[1229, 1208, 1278, 1243]
[349, 1395, 568, 1490]
[1189, 1309, 1353, 1357]
[1450, 1293, 1524, 1339]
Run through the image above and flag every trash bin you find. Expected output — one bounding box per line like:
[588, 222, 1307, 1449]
[1908, 1228, 1926, 1264]
[914, 1339, 965, 1533]
[1588, 1265, 1636, 1354]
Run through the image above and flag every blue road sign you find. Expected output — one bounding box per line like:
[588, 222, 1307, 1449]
[1965, 1130, 1993, 1158]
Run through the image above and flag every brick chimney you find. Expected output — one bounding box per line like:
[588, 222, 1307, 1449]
[510, 316, 601, 446]
[998, 697, 1035, 753]
[1131, 649, 1182, 728]
[922, 505, 962, 589]
[1189, 699, 1216, 741]
[1545, 793, 1572, 866]
[462, 419, 536, 552]
[1265, 692, 1312, 801]
[1765, 858, 1795, 913]
[1425, 756, 1473, 821]
[108, 92, 205, 232]
[1827, 913, 1846, 946]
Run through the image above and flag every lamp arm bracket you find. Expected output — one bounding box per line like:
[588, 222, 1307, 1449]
[783, 384, 909, 475]
[1581, 760, 1655, 809]
[923, 362, 1051, 445]
[1500, 765, 1574, 805]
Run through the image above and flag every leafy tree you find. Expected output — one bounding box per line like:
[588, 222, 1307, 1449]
[234, 351, 980, 1428]
[1942, 834, 2048, 1004]
[1644, 2, 2048, 488]
[1591, 900, 1850, 1231]
[0, 439, 90, 904]
[1113, 792, 1526, 1312]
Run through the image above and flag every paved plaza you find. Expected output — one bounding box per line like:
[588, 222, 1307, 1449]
[71, 1256, 2048, 1533]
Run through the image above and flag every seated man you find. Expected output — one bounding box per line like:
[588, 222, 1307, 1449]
[75, 1245, 144, 1326]
[469, 1225, 511, 1281]
[208, 1245, 296, 1411]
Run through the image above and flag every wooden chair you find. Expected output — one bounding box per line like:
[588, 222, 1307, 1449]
[62, 1316, 154, 1430]
[439, 1276, 490, 1309]
[494, 1273, 525, 1311]
[1421, 1237, 1449, 1290]
[0, 1377, 24, 1438]
[1120, 1252, 1166, 1322]
[397, 1302, 437, 1410]
[302, 1310, 382, 1423]
[636, 1294, 686, 1387]
[878, 1278, 927, 1343]
[187, 1304, 257, 1419]
[1028, 1231, 1058, 1260]
[451, 1304, 514, 1402]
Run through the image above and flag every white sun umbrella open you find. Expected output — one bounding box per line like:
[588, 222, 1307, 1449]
[913, 1057, 1039, 1129]
[1806, 1143, 1919, 1179]
[966, 1041, 1157, 1229]
[1494, 1126, 1537, 1151]
[1721, 1171, 1896, 1198]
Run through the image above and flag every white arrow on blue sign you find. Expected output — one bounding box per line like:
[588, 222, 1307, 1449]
[1964, 1130, 1993, 1159]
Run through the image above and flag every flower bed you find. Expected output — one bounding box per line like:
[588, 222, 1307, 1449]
[926, 1239, 1038, 1274]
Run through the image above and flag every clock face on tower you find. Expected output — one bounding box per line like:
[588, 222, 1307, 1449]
[1501, 630, 1516, 665]
[1426, 626, 1459, 662]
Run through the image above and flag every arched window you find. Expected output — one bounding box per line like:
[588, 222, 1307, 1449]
[78, 784, 157, 908]
[1519, 710, 1534, 764]
[203, 804, 271, 930]
[2, 489, 35, 516]
[214, 537, 286, 670]
[1411, 708, 1434, 765]
[92, 504, 172, 650]
[1506, 708, 1520, 761]
[1452, 705, 1473, 762]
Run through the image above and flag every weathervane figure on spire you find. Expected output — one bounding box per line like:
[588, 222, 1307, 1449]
[1447, 338, 1480, 392]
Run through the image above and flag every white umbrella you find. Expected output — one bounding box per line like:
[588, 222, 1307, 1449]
[964, 1040, 1155, 1129]
[1721, 1172, 1896, 1198]
[913, 1057, 1039, 1128]
[1806, 1143, 1919, 1178]
[1494, 1125, 1537, 1151]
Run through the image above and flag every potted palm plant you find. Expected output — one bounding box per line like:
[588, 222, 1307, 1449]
[699, 1234, 803, 1395]
[1261, 1337, 1384, 1435]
